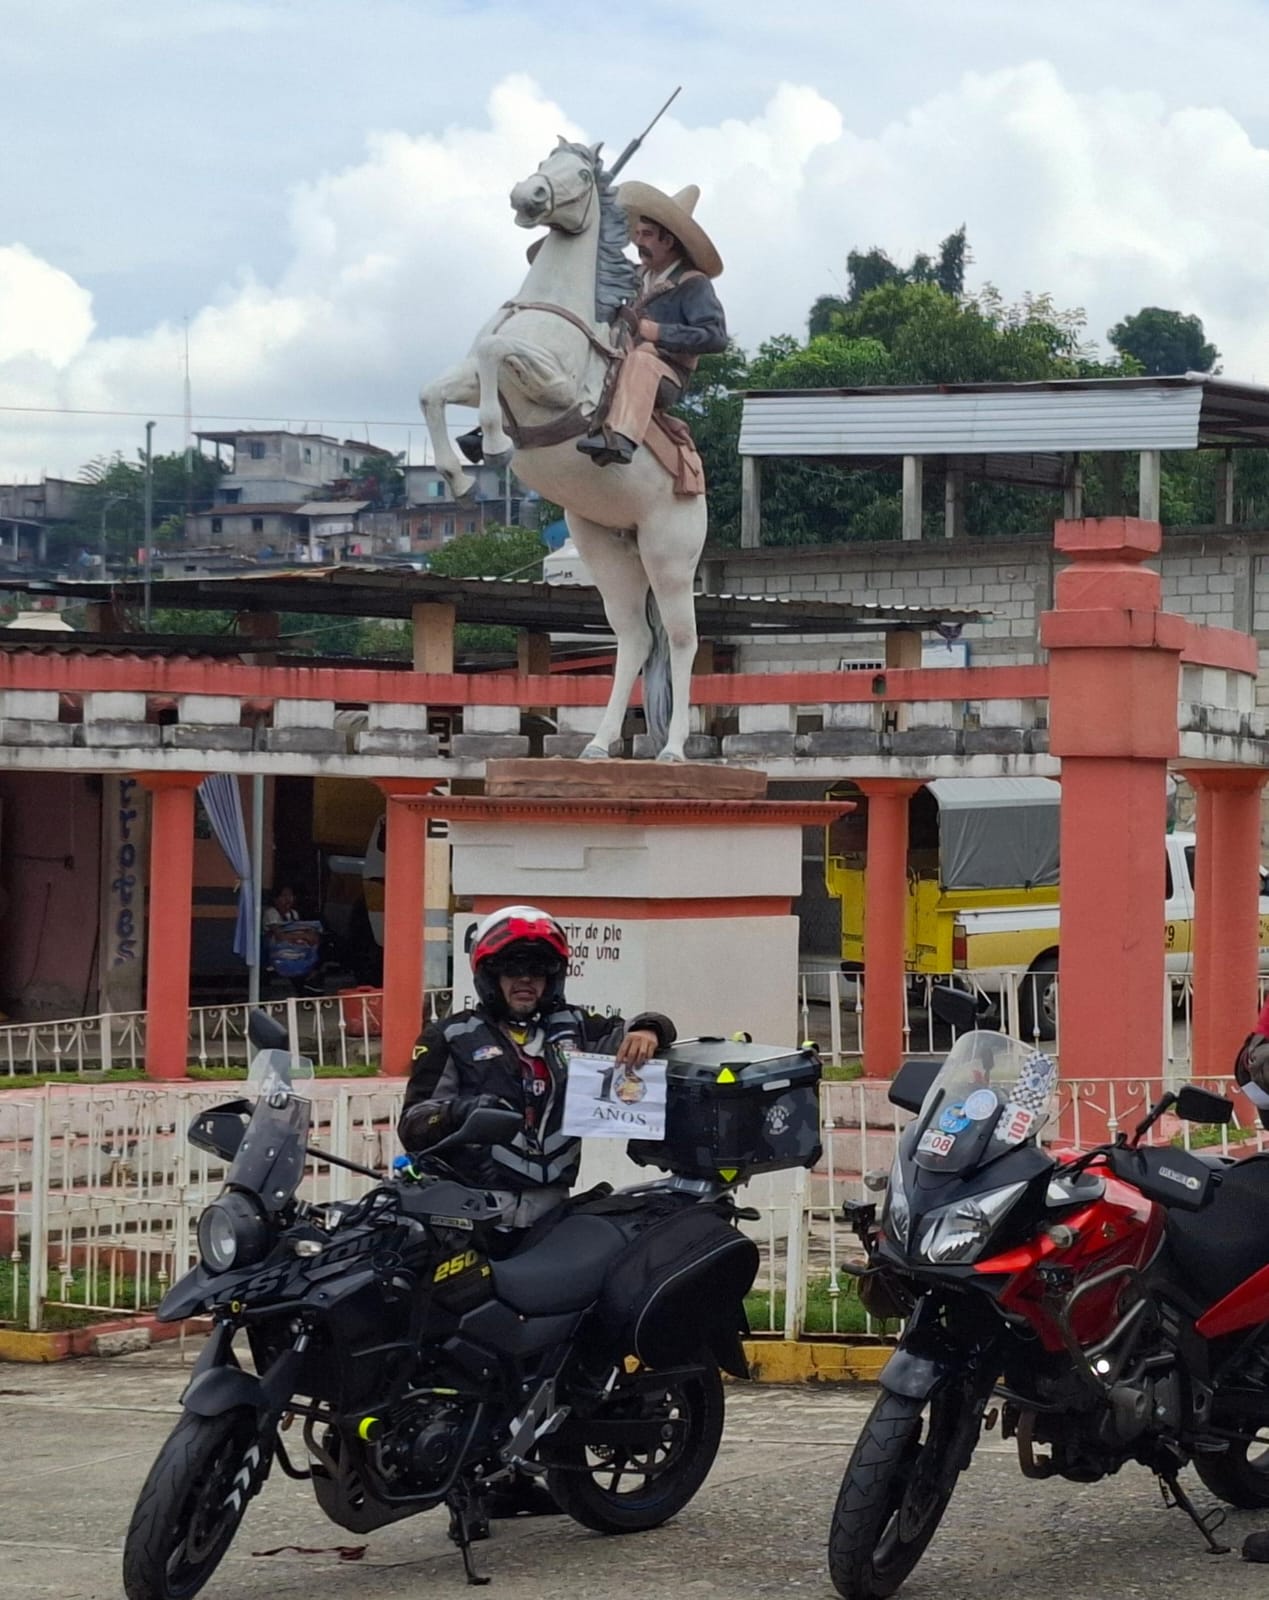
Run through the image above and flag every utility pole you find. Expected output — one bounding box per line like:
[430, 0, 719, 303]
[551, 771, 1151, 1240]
[143, 420, 155, 626]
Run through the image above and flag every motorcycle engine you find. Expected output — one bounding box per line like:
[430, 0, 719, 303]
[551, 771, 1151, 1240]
[375, 1402, 471, 1493]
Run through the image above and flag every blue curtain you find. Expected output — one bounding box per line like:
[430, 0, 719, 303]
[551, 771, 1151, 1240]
[197, 775, 258, 967]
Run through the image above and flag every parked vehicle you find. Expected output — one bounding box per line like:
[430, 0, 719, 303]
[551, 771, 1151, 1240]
[825, 778, 1269, 1038]
[123, 1016, 820, 1599]
[828, 990, 1269, 1598]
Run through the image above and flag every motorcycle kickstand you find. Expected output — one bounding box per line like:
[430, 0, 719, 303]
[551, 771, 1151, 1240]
[447, 1488, 492, 1587]
[1158, 1473, 1230, 1555]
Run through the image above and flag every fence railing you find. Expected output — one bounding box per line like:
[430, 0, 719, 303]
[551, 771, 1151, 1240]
[0, 990, 454, 1079]
[3, 1063, 1260, 1338]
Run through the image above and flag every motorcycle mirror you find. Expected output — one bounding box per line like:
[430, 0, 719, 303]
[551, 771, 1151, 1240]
[888, 1057, 940, 1115]
[247, 1010, 289, 1051]
[1174, 1085, 1235, 1125]
[188, 1103, 251, 1162]
[929, 985, 980, 1034]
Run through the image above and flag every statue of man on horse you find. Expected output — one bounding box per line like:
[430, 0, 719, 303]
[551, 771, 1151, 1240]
[418, 133, 727, 764]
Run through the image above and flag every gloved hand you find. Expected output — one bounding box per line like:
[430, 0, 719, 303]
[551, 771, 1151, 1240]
[448, 1092, 517, 1130]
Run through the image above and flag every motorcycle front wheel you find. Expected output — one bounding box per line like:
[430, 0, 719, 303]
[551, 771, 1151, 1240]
[545, 1362, 724, 1533]
[123, 1408, 267, 1600]
[828, 1389, 969, 1600]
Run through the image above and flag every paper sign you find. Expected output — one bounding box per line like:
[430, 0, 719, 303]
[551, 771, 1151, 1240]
[561, 1053, 667, 1140]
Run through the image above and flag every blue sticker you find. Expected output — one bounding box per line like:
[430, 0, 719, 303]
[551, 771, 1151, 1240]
[473, 1045, 503, 1060]
[939, 1106, 972, 1134]
[963, 1088, 999, 1122]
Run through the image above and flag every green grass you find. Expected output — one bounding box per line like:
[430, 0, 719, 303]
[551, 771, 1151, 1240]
[745, 1274, 899, 1338]
[0, 1259, 155, 1330]
[821, 1059, 864, 1082]
[1174, 1121, 1260, 1150]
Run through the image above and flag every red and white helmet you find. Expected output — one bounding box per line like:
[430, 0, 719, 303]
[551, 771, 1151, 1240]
[469, 904, 569, 1015]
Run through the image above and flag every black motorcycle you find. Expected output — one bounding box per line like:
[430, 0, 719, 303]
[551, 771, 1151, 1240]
[122, 1014, 761, 1599]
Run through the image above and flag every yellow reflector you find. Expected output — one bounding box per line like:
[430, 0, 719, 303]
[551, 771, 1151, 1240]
[719, 1168, 738, 1182]
[357, 1417, 380, 1442]
[717, 1067, 737, 1084]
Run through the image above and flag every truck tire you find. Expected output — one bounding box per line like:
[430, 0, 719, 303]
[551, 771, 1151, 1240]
[1018, 954, 1058, 1042]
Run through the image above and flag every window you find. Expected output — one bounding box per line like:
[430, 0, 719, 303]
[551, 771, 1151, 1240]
[222, 489, 241, 504]
[251, 517, 264, 534]
[442, 518, 454, 539]
[303, 447, 312, 463]
[465, 518, 477, 533]
[427, 480, 445, 498]
[210, 517, 222, 534]
[342, 456, 351, 472]
[248, 441, 266, 460]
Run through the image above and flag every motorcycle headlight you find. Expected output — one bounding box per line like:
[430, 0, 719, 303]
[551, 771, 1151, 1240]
[197, 1191, 269, 1273]
[915, 1181, 1027, 1265]
[883, 1147, 911, 1249]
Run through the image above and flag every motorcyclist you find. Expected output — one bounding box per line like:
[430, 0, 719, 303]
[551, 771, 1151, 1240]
[397, 903, 676, 1230]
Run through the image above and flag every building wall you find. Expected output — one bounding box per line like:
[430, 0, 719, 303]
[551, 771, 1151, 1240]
[710, 529, 1259, 674]
[218, 435, 385, 504]
[0, 774, 102, 1020]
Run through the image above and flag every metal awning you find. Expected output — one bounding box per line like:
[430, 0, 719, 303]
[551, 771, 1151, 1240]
[738, 375, 1269, 470]
[0, 567, 983, 638]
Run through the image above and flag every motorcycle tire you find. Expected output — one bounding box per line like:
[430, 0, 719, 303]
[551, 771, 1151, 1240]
[1194, 1440, 1269, 1509]
[828, 1389, 966, 1600]
[123, 1408, 266, 1600]
[545, 1362, 724, 1533]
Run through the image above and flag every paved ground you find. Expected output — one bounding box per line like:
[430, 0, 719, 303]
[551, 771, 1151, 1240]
[3, 1342, 1268, 1600]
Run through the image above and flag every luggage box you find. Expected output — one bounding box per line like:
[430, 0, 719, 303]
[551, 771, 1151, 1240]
[628, 1038, 822, 1181]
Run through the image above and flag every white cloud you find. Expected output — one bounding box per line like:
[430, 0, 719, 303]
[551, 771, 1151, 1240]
[8, 63, 1269, 476]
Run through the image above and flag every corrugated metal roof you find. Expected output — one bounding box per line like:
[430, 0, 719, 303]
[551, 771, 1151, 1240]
[296, 501, 370, 515]
[739, 380, 1205, 457]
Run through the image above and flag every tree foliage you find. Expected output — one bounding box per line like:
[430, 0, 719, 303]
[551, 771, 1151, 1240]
[427, 522, 546, 651]
[57, 450, 223, 567]
[1107, 307, 1220, 376]
[808, 226, 969, 337]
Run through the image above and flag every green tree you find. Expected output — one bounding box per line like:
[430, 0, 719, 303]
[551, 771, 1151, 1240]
[62, 450, 222, 567]
[1108, 307, 1219, 376]
[428, 522, 547, 651]
[808, 227, 970, 337]
[351, 450, 406, 507]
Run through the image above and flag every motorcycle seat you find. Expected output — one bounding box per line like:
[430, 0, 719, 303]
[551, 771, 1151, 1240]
[491, 1213, 628, 1316]
[1165, 1152, 1269, 1307]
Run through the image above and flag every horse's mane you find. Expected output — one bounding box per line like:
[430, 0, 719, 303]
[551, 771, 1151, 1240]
[559, 140, 638, 325]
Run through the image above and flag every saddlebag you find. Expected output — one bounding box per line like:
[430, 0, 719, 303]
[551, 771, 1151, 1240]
[590, 1204, 759, 1369]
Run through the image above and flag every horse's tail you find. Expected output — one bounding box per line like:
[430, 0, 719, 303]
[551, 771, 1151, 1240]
[641, 592, 672, 750]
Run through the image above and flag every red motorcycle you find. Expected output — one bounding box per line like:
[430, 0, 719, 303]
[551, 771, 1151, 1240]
[829, 1007, 1269, 1600]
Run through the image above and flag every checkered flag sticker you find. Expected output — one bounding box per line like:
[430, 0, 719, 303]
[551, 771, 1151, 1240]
[1013, 1051, 1057, 1115]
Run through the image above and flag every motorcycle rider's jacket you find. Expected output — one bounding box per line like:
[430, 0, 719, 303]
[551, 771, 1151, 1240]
[398, 1005, 676, 1192]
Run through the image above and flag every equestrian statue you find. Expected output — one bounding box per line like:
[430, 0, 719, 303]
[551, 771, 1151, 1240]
[418, 131, 727, 764]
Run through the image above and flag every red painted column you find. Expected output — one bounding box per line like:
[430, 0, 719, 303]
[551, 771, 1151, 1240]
[1040, 518, 1187, 1090]
[858, 780, 923, 1078]
[139, 774, 204, 1081]
[1185, 768, 1268, 1078]
[376, 782, 440, 1078]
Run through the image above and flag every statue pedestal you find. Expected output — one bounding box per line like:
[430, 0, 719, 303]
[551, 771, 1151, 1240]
[407, 763, 853, 1198]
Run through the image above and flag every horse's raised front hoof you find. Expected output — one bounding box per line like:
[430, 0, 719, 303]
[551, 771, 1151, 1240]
[482, 444, 515, 470]
[655, 748, 687, 765]
[579, 742, 614, 761]
[443, 469, 476, 501]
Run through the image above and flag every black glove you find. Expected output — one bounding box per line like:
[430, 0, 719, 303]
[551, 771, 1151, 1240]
[449, 1092, 516, 1129]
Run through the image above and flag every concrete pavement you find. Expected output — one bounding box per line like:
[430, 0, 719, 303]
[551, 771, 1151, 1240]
[2, 1341, 1267, 1599]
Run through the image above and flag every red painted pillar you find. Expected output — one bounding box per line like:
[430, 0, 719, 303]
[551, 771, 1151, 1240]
[139, 774, 203, 1081]
[1040, 518, 1187, 1088]
[858, 780, 922, 1077]
[376, 782, 440, 1078]
[1185, 768, 1268, 1078]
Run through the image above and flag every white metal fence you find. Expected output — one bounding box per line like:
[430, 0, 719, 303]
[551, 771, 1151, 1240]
[3, 1064, 1260, 1339]
[0, 990, 454, 1080]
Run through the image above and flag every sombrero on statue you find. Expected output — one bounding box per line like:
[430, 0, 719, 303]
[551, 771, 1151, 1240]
[616, 182, 724, 279]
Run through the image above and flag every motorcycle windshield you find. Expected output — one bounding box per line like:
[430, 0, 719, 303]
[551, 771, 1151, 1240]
[224, 1047, 314, 1211]
[912, 1031, 1057, 1175]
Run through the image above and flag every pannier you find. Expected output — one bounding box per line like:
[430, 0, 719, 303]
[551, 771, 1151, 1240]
[589, 1203, 759, 1369]
[628, 1038, 822, 1181]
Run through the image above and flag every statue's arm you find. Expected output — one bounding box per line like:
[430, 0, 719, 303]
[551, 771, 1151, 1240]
[646, 277, 728, 356]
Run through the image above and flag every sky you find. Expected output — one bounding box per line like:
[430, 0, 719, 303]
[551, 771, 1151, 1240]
[4, 0, 1269, 479]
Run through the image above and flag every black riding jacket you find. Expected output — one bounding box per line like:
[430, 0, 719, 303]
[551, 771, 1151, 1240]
[398, 1004, 676, 1193]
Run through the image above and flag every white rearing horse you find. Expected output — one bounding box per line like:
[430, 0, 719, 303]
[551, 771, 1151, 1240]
[419, 139, 706, 763]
